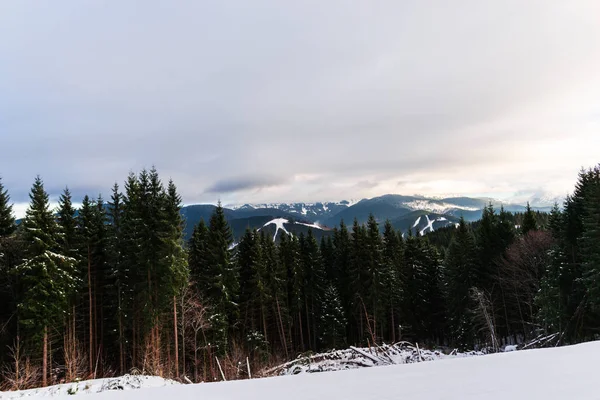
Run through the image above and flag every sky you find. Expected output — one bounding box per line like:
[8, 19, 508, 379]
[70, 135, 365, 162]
[1, 1, 599, 217]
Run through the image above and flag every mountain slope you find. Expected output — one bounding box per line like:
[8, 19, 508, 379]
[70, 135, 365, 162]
[179, 194, 553, 241]
[8, 341, 597, 399]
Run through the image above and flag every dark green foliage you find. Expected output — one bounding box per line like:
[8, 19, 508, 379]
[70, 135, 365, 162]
[444, 217, 478, 347]
[0, 177, 15, 236]
[17, 177, 77, 339]
[580, 169, 600, 312]
[57, 187, 80, 260]
[319, 284, 346, 349]
[521, 202, 538, 235]
[535, 165, 600, 342]
[204, 202, 238, 354]
[188, 219, 209, 291]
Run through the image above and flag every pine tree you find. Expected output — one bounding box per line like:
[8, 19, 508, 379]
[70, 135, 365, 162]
[0, 177, 15, 236]
[580, 167, 600, 313]
[16, 177, 77, 385]
[107, 183, 127, 373]
[444, 217, 478, 347]
[319, 284, 346, 350]
[381, 220, 403, 342]
[188, 219, 209, 295]
[402, 235, 444, 343]
[475, 204, 500, 293]
[521, 202, 538, 235]
[365, 214, 384, 340]
[332, 220, 352, 338]
[349, 218, 370, 343]
[56, 187, 80, 261]
[299, 229, 325, 349]
[206, 202, 238, 354]
[278, 232, 303, 351]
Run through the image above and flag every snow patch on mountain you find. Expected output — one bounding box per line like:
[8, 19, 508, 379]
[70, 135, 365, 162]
[295, 222, 323, 230]
[404, 200, 479, 213]
[412, 216, 422, 228]
[263, 218, 290, 241]
[419, 215, 438, 235]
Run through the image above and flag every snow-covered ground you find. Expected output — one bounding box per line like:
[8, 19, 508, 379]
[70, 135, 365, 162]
[0, 375, 178, 399]
[3, 341, 598, 399]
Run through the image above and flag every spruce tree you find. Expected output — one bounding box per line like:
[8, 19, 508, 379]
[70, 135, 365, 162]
[319, 284, 346, 350]
[188, 219, 209, 294]
[16, 177, 77, 385]
[56, 187, 80, 260]
[332, 220, 352, 336]
[521, 202, 538, 235]
[206, 202, 238, 354]
[349, 218, 370, 343]
[444, 217, 478, 347]
[279, 232, 304, 351]
[382, 220, 403, 342]
[0, 177, 15, 236]
[299, 229, 325, 349]
[580, 168, 600, 313]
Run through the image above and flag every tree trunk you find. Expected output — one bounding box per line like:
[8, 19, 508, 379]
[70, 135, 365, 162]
[180, 296, 186, 378]
[42, 326, 48, 387]
[88, 245, 93, 376]
[194, 331, 198, 383]
[118, 289, 124, 374]
[391, 305, 396, 343]
[275, 296, 289, 359]
[304, 298, 311, 350]
[174, 296, 179, 378]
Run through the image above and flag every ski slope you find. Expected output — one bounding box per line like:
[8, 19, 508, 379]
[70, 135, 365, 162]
[3, 341, 598, 399]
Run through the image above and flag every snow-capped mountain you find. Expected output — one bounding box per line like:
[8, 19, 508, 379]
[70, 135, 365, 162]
[182, 194, 552, 241]
[227, 201, 354, 223]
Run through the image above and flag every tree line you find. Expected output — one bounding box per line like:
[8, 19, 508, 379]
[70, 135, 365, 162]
[0, 165, 599, 388]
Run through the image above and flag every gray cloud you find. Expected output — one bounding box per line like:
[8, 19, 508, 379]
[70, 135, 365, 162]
[1, 0, 599, 216]
[205, 175, 288, 194]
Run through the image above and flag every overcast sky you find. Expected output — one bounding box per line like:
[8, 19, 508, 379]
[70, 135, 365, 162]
[1, 1, 599, 216]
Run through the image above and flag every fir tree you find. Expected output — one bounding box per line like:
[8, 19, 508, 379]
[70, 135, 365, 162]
[56, 187, 80, 260]
[0, 177, 15, 236]
[206, 202, 238, 354]
[299, 230, 325, 349]
[382, 220, 403, 341]
[580, 168, 600, 312]
[188, 219, 209, 294]
[444, 217, 478, 347]
[16, 177, 77, 384]
[521, 202, 538, 235]
[319, 284, 346, 350]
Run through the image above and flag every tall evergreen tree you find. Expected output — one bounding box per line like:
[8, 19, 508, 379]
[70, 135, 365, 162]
[16, 177, 77, 385]
[580, 168, 600, 313]
[444, 217, 478, 347]
[319, 284, 346, 350]
[521, 202, 538, 235]
[188, 219, 209, 293]
[381, 220, 403, 341]
[206, 202, 238, 354]
[56, 187, 80, 261]
[299, 230, 325, 349]
[0, 177, 15, 236]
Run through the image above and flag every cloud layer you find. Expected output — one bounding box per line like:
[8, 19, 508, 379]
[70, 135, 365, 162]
[1, 1, 599, 214]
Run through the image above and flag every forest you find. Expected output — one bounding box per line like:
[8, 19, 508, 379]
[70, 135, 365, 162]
[0, 164, 599, 389]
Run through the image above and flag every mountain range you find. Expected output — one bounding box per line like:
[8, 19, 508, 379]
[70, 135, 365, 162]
[181, 194, 553, 242]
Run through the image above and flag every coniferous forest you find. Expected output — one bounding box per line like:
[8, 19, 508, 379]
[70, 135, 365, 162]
[0, 165, 599, 388]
